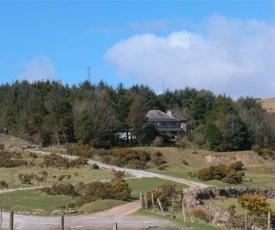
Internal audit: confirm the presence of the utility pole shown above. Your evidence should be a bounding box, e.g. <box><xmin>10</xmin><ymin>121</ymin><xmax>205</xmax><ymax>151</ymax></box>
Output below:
<box><xmin>87</xmin><ymin>66</ymin><xmax>91</xmax><ymax>83</ymax></box>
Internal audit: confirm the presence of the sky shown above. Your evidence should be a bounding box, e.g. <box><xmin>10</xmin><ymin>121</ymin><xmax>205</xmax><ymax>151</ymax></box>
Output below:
<box><xmin>1</xmin><ymin>1</ymin><xmax>275</xmax><ymax>99</ymax></box>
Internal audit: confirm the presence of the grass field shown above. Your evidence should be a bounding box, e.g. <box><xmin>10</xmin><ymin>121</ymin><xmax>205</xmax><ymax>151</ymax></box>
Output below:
<box><xmin>132</xmin><ymin>146</ymin><xmax>275</xmax><ymax>188</ymax></box>
<box><xmin>0</xmin><ymin>189</ymin><xmax>126</xmax><ymax>215</ymax></box>
<box><xmin>127</xmin><ymin>177</ymin><xmax>188</xmax><ymax>198</ymax></box>
<box><xmin>0</xmin><ymin>150</ymin><xmax>114</xmax><ymax>188</ymax></box>
<box><xmin>136</xmin><ymin>209</ymin><xmax>221</xmax><ymax>230</ymax></box>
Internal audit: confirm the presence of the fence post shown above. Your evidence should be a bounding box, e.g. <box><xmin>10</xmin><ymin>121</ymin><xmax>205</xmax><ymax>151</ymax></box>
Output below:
<box><xmin>112</xmin><ymin>223</ymin><xmax>118</xmax><ymax>230</ymax></box>
<box><xmin>187</xmin><ymin>204</ymin><xmax>193</xmax><ymax>223</ymax></box>
<box><xmin>172</xmin><ymin>197</ymin><xmax>175</xmax><ymax>218</ymax></box>
<box><xmin>151</xmin><ymin>193</ymin><xmax>155</xmax><ymax>212</ymax></box>
<box><xmin>244</xmin><ymin>210</ymin><xmax>248</xmax><ymax>230</ymax></box>
<box><xmin>0</xmin><ymin>208</ymin><xmax>2</xmax><ymax>230</ymax></box>
<box><xmin>140</xmin><ymin>193</ymin><xmax>143</xmax><ymax>209</ymax></box>
<box><xmin>209</xmin><ymin>202</ymin><xmax>212</xmax><ymax>222</ymax></box>
<box><xmin>182</xmin><ymin>201</ymin><xmax>186</xmax><ymax>222</ymax></box>
<box><xmin>144</xmin><ymin>192</ymin><xmax>148</xmax><ymax>210</ymax></box>
<box><xmin>157</xmin><ymin>198</ymin><xmax>164</xmax><ymax>215</ymax></box>
<box><xmin>61</xmin><ymin>214</ymin><xmax>64</xmax><ymax>230</ymax></box>
<box><xmin>268</xmin><ymin>212</ymin><xmax>271</xmax><ymax>230</ymax></box>
<box><xmin>9</xmin><ymin>211</ymin><xmax>13</xmax><ymax>230</ymax></box>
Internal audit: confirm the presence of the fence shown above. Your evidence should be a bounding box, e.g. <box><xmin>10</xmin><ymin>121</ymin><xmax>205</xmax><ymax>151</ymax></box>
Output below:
<box><xmin>0</xmin><ymin>210</ymin><xmax>119</xmax><ymax>230</ymax></box>
<box><xmin>139</xmin><ymin>188</ymin><xmax>274</xmax><ymax>230</ymax></box>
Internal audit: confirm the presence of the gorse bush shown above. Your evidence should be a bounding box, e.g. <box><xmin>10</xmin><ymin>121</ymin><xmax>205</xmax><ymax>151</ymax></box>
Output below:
<box><xmin>76</xmin><ymin>178</ymin><xmax>131</xmax><ymax>207</ymax></box>
<box><xmin>252</xmin><ymin>145</ymin><xmax>275</xmax><ymax>159</ymax></box>
<box><xmin>39</xmin><ymin>154</ymin><xmax>87</xmax><ymax>168</ymax></box>
<box><xmin>196</xmin><ymin>161</ymin><xmax>245</xmax><ymax>184</ymax></box>
<box><xmin>238</xmin><ymin>194</ymin><xmax>275</xmax><ymax>228</ymax></box>
<box><xmin>152</xmin><ymin>151</ymin><xmax>167</xmax><ymax>167</ymax></box>
<box><xmin>97</xmin><ymin>148</ymin><xmax>151</xmax><ymax>169</ymax></box>
<box><xmin>0</xmin><ymin>151</ymin><xmax>27</xmax><ymax>168</ymax></box>
<box><xmin>0</xmin><ymin>180</ymin><xmax>8</xmax><ymax>189</ymax></box>
<box><xmin>42</xmin><ymin>179</ymin><xmax>131</xmax><ymax>208</ymax></box>
<box><xmin>146</xmin><ymin>184</ymin><xmax>182</xmax><ymax>211</ymax></box>
<box><xmin>65</xmin><ymin>144</ymin><xmax>94</xmax><ymax>158</ymax></box>
<box><xmin>42</xmin><ymin>182</ymin><xmax>77</xmax><ymax>196</ymax></box>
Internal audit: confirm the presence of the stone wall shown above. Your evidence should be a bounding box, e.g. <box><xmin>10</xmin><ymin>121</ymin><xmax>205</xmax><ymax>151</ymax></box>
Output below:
<box><xmin>182</xmin><ymin>186</ymin><xmax>275</xmax><ymax>229</ymax></box>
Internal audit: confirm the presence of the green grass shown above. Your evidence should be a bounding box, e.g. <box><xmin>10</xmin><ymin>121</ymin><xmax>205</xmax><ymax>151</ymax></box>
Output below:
<box><xmin>136</xmin><ymin>209</ymin><xmax>221</xmax><ymax>230</ymax></box>
<box><xmin>0</xmin><ymin>151</ymin><xmax>114</xmax><ymax>188</ymax></box>
<box><xmin>205</xmin><ymin>198</ymin><xmax>275</xmax><ymax>214</ymax></box>
<box><xmin>127</xmin><ymin>177</ymin><xmax>188</xmax><ymax>198</ymax></box>
<box><xmin>0</xmin><ymin>189</ymin><xmax>127</xmax><ymax>215</ymax></box>
<box><xmin>39</xmin><ymin>147</ymin><xmax>67</xmax><ymax>154</ymax></box>
<box><xmin>0</xmin><ymin>190</ymin><xmax>75</xmax><ymax>215</ymax></box>
<box><xmin>132</xmin><ymin>146</ymin><xmax>275</xmax><ymax>188</ymax></box>
<box><xmin>80</xmin><ymin>199</ymin><xmax>126</xmax><ymax>213</ymax></box>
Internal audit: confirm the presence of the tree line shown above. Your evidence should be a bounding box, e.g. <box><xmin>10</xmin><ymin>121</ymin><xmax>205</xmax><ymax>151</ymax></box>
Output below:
<box><xmin>0</xmin><ymin>79</ymin><xmax>274</xmax><ymax>151</ymax></box>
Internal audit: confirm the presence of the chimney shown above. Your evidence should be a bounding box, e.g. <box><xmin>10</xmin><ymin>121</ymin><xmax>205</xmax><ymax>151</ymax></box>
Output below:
<box><xmin>167</xmin><ymin>110</ymin><xmax>172</xmax><ymax>116</ymax></box>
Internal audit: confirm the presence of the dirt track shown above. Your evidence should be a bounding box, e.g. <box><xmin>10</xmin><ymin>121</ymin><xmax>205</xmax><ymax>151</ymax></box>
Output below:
<box><xmin>0</xmin><ymin>200</ymin><xmax>175</xmax><ymax>230</ymax></box>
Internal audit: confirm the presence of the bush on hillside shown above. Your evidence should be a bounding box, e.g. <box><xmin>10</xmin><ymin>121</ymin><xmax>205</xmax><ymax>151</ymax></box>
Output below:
<box><xmin>99</xmin><ymin>148</ymin><xmax>151</xmax><ymax>169</ymax></box>
<box><xmin>252</xmin><ymin>145</ymin><xmax>275</xmax><ymax>159</ymax></box>
<box><xmin>65</xmin><ymin>144</ymin><xmax>94</xmax><ymax>158</ymax></box>
<box><xmin>146</xmin><ymin>184</ymin><xmax>181</xmax><ymax>211</ymax></box>
<box><xmin>196</xmin><ymin>161</ymin><xmax>245</xmax><ymax>184</ymax></box>
<box><xmin>43</xmin><ymin>182</ymin><xmax>77</xmax><ymax>196</ymax></box>
<box><xmin>152</xmin><ymin>151</ymin><xmax>166</xmax><ymax>167</ymax></box>
<box><xmin>77</xmin><ymin>178</ymin><xmax>131</xmax><ymax>206</ymax></box>
<box><xmin>0</xmin><ymin>180</ymin><xmax>8</xmax><ymax>189</ymax></box>
<box><xmin>40</xmin><ymin>154</ymin><xmax>87</xmax><ymax>168</ymax></box>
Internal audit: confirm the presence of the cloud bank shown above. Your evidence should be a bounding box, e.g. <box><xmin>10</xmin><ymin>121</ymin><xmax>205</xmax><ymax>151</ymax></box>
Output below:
<box><xmin>19</xmin><ymin>56</ymin><xmax>56</xmax><ymax>82</ymax></box>
<box><xmin>106</xmin><ymin>16</ymin><xmax>275</xmax><ymax>98</ymax></box>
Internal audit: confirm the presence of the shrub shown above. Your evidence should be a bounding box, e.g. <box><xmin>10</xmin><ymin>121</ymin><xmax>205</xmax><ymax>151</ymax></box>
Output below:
<box><xmin>197</xmin><ymin>162</ymin><xmax>245</xmax><ymax>184</ymax></box>
<box><xmin>181</xmin><ymin>158</ymin><xmax>188</xmax><ymax>165</ymax></box>
<box><xmin>152</xmin><ymin>152</ymin><xmax>166</xmax><ymax>167</ymax></box>
<box><xmin>19</xmin><ymin>173</ymin><xmax>34</xmax><ymax>184</ymax></box>
<box><xmin>147</xmin><ymin>184</ymin><xmax>181</xmax><ymax>211</ymax></box>
<box><xmin>40</xmin><ymin>154</ymin><xmax>87</xmax><ymax>169</ymax></box>
<box><xmin>67</xmin><ymin>202</ymin><xmax>76</xmax><ymax>209</ymax></box>
<box><xmin>191</xmin><ymin>206</ymin><xmax>209</xmax><ymax>222</ymax></box>
<box><xmin>112</xmin><ymin>170</ymin><xmax>125</xmax><ymax>179</ymax></box>
<box><xmin>58</xmin><ymin>175</ymin><xmax>66</xmax><ymax>181</ymax></box>
<box><xmin>29</xmin><ymin>152</ymin><xmax>38</xmax><ymax>158</ymax></box>
<box><xmin>99</xmin><ymin>148</ymin><xmax>151</xmax><ymax>169</ymax></box>
<box><xmin>51</xmin><ymin>182</ymin><xmax>77</xmax><ymax>196</ymax></box>
<box><xmin>91</xmin><ymin>163</ymin><xmax>99</xmax><ymax>170</ymax></box>
<box><xmin>229</xmin><ymin>161</ymin><xmax>244</xmax><ymax>171</ymax></box>
<box><xmin>65</xmin><ymin>144</ymin><xmax>93</xmax><ymax>158</ymax></box>
<box><xmin>77</xmin><ymin>179</ymin><xmax>131</xmax><ymax>206</ymax></box>
<box><xmin>0</xmin><ymin>180</ymin><xmax>8</xmax><ymax>189</ymax></box>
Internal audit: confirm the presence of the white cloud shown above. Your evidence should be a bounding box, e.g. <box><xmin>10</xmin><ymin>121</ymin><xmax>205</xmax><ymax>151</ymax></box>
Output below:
<box><xmin>105</xmin><ymin>16</ymin><xmax>275</xmax><ymax>99</ymax></box>
<box><xmin>19</xmin><ymin>56</ymin><xmax>56</xmax><ymax>82</ymax></box>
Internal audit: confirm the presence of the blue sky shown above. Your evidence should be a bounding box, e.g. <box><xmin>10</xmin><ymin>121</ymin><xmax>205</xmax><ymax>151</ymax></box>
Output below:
<box><xmin>1</xmin><ymin>1</ymin><xmax>275</xmax><ymax>98</ymax></box>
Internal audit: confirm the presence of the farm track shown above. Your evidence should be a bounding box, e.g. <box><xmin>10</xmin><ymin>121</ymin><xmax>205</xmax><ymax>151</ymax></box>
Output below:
<box><xmin>0</xmin><ymin>147</ymin><xmax>207</xmax><ymax>229</ymax></box>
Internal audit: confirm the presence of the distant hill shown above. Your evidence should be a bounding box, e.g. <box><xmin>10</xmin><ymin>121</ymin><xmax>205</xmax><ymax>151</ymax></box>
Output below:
<box><xmin>259</xmin><ymin>98</ymin><xmax>275</xmax><ymax>113</ymax></box>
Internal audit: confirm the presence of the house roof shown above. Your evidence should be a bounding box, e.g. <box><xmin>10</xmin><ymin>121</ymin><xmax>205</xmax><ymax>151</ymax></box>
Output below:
<box><xmin>172</xmin><ymin>114</ymin><xmax>187</xmax><ymax>122</ymax></box>
<box><xmin>146</xmin><ymin>110</ymin><xmax>179</xmax><ymax>122</ymax></box>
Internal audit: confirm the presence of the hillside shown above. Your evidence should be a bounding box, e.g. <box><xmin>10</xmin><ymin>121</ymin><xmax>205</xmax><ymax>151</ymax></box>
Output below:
<box><xmin>260</xmin><ymin>98</ymin><xmax>275</xmax><ymax>113</ymax></box>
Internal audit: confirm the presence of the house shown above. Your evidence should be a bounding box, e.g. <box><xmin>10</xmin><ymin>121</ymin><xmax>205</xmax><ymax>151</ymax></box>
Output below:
<box><xmin>116</xmin><ymin>132</ymin><xmax>136</xmax><ymax>140</ymax></box>
<box><xmin>146</xmin><ymin>110</ymin><xmax>187</xmax><ymax>134</ymax></box>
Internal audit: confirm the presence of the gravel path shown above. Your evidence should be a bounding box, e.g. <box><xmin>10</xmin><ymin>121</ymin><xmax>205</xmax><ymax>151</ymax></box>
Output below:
<box><xmin>0</xmin><ymin>201</ymin><xmax>174</xmax><ymax>230</ymax></box>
